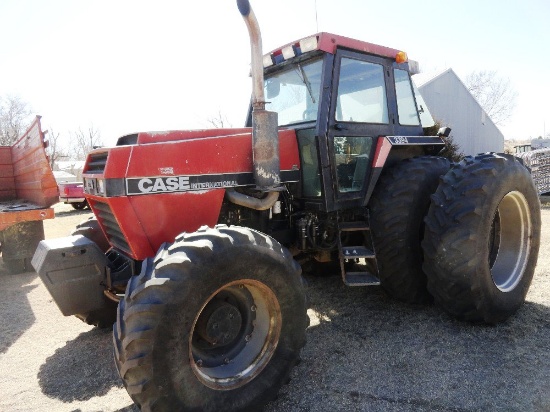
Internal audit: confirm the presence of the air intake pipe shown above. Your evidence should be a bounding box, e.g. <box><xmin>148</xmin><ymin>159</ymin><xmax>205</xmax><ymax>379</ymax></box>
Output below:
<box><xmin>237</xmin><ymin>0</ymin><xmax>280</xmax><ymax>191</ymax></box>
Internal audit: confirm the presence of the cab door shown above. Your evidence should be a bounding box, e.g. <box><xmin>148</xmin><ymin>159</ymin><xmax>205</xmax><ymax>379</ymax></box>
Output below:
<box><xmin>320</xmin><ymin>49</ymin><xmax>396</xmax><ymax>212</ymax></box>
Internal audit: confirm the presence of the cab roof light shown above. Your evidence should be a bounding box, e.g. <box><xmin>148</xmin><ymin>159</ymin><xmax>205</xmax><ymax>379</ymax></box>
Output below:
<box><xmin>268</xmin><ymin>49</ymin><xmax>285</xmax><ymax>65</ymax></box>
<box><xmin>263</xmin><ymin>54</ymin><xmax>275</xmax><ymax>67</ymax></box>
<box><xmin>282</xmin><ymin>45</ymin><xmax>296</xmax><ymax>60</ymax></box>
<box><xmin>396</xmin><ymin>51</ymin><xmax>408</xmax><ymax>64</ymax></box>
<box><xmin>299</xmin><ymin>36</ymin><xmax>319</xmax><ymax>53</ymax></box>
<box><xmin>262</xmin><ymin>37</ymin><xmax>319</xmax><ymax>68</ymax></box>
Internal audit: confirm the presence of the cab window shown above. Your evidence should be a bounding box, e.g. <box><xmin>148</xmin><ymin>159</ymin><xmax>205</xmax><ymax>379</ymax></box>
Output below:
<box><xmin>335</xmin><ymin>58</ymin><xmax>388</xmax><ymax>124</ymax></box>
<box><xmin>394</xmin><ymin>69</ymin><xmax>421</xmax><ymax>126</ymax></box>
<box><xmin>298</xmin><ymin>133</ymin><xmax>322</xmax><ymax>197</ymax></box>
<box><xmin>334</xmin><ymin>136</ymin><xmax>373</xmax><ymax>193</ymax></box>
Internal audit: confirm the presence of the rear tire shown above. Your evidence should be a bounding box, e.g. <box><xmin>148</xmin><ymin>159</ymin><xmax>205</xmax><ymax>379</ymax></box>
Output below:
<box><xmin>369</xmin><ymin>156</ymin><xmax>450</xmax><ymax>303</ymax></box>
<box><xmin>114</xmin><ymin>225</ymin><xmax>308</xmax><ymax>411</ymax></box>
<box><xmin>422</xmin><ymin>153</ymin><xmax>541</xmax><ymax>323</ymax></box>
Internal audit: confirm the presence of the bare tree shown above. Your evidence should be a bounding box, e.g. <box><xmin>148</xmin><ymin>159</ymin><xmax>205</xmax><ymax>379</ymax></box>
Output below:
<box><xmin>71</xmin><ymin>125</ymin><xmax>103</xmax><ymax>160</ymax></box>
<box><xmin>464</xmin><ymin>70</ymin><xmax>517</xmax><ymax>125</ymax></box>
<box><xmin>206</xmin><ymin>110</ymin><xmax>233</xmax><ymax>128</ymax></box>
<box><xmin>45</xmin><ymin>128</ymin><xmax>69</xmax><ymax>169</ymax></box>
<box><xmin>0</xmin><ymin>95</ymin><xmax>33</xmax><ymax>145</ymax></box>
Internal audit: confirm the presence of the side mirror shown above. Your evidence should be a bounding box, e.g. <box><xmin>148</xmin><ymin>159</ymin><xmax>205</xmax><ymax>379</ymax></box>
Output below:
<box><xmin>266</xmin><ymin>78</ymin><xmax>280</xmax><ymax>99</ymax></box>
<box><xmin>438</xmin><ymin>127</ymin><xmax>451</xmax><ymax>138</ymax></box>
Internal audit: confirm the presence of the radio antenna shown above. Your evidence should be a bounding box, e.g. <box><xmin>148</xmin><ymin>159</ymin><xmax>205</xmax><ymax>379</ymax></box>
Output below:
<box><xmin>314</xmin><ymin>0</ymin><xmax>319</xmax><ymax>32</ymax></box>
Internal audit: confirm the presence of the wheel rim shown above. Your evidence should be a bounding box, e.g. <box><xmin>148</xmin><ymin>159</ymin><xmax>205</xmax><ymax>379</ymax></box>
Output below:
<box><xmin>189</xmin><ymin>279</ymin><xmax>281</xmax><ymax>390</ymax></box>
<box><xmin>489</xmin><ymin>191</ymin><xmax>532</xmax><ymax>292</ymax></box>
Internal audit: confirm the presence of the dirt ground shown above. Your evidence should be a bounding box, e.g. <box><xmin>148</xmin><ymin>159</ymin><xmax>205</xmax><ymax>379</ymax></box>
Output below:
<box><xmin>1</xmin><ymin>202</ymin><xmax>549</xmax><ymax>412</ymax></box>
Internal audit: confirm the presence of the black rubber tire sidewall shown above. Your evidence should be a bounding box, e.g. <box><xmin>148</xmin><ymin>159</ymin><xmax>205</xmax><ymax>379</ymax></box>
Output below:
<box><xmin>72</xmin><ymin>217</ymin><xmax>114</xmax><ymax>327</ymax></box>
<box><xmin>369</xmin><ymin>156</ymin><xmax>450</xmax><ymax>303</ymax></box>
<box><xmin>423</xmin><ymin>154</ymin><xmax>541</xmax><ymax>323</ymax></box>
<box><xmin>71</xmin><ymin>217</ymin><xmax>110</xmax><ymax>253</ymax></box>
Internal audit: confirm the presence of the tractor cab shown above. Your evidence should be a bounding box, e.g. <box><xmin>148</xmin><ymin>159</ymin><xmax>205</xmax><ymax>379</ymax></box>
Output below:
<box><xmin>246</xmin><ymin>33</ymin><xmax>439</xmax><ymax>212</ymax></box>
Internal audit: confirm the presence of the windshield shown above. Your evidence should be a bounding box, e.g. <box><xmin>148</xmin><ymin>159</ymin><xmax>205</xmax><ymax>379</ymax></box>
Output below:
<box><xmin>264</xmin><ymin>58</ymin><xmax>323</xmax><ymax>126</ymax></box>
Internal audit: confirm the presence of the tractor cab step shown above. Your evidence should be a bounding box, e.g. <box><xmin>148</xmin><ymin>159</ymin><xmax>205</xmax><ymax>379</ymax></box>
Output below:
<box><xmin>337</xmin><ymin>213</ymin><xmax>380</xmax><ymax>287</ymax></box>
<box><xmin>339</xmin><ymin>246</ymin><xmax>375</xmax><ymax>259</ymax></box>
<box><xmin>344</xmin><ymin>272</ymin><xmax>381</xmax><ymax>286</ymax></box>
<box><xmin>338</xmin><ymin>221</ymin><xmax>370</xmax><ymax>231</ymax></box>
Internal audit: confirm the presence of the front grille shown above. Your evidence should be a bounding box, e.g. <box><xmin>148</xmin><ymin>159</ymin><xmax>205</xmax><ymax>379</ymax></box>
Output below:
<box><xmin>86</xmin><ymin>152</ymin><xmax>109</xmax><ymax>174</ymax></box>
<box><xmin>92</xmin><ymin>201</ymin><xmax>132</xmax><ymax>255</ymax></box>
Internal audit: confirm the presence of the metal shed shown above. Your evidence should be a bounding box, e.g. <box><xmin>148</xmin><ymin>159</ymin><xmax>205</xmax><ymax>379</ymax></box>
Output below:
<box><xmin>413</xmin><ymin>68</ymin><xmax>504</xmax><ymax>156</ymax></box>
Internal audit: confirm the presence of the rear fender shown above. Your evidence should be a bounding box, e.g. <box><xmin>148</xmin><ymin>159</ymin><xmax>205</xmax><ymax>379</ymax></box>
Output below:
<box><xmin>365</xmin><ymin>135</ymin><xmax>444</xmax><ymax>205</ymax></box>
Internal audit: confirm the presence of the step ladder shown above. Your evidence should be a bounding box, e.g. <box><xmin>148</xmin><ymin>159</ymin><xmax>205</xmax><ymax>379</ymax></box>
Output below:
<box><xmin>338</xmin><ymin>216</ymin><xmax>380</xmax><ymax>286</ymax></box>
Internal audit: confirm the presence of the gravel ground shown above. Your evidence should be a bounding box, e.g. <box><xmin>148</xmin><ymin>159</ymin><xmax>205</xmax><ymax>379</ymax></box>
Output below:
<box><xmin>0</xmin><ymin>202</ymin><xmax>549</xmax><ymax>412</ymax></box>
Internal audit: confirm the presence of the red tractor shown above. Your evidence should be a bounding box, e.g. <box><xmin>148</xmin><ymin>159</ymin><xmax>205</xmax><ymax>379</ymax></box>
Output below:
<box><xmin>33</xmin><ymin>1</ymin><xmax>540</xmax><ymax>410</ymax></box>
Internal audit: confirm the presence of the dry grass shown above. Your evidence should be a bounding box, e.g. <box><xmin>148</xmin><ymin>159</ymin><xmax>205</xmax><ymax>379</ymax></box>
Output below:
<box><xmin>0</xmin><ymin>203</ymin><xmax>549</xmax><ymax>411</ymax></box>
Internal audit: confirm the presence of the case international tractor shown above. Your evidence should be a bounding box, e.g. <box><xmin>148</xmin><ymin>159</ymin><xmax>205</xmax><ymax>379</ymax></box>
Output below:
<box><xmin>32</xmin><ymin>1</ymin><xmax>541</xmax><ymax>410</ymax></box>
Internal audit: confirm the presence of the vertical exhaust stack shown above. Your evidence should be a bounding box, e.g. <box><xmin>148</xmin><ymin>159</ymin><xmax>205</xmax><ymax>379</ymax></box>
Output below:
<box><xmin>237</xmin><ymin>0</ymin><xmax>280</xmax><ymax>191</ymax></box>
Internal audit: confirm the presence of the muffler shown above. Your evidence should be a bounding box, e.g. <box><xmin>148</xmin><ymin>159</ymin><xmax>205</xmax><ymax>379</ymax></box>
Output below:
<box><xmin>238</xmin><ymin>0</ymin><xmax>280</xmax><ymax>191</ymax></box>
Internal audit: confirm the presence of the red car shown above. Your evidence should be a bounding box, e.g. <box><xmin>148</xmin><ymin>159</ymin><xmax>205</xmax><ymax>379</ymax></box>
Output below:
<box><xmin>58</xmin><ymin>181</ymin><xmax>88</xmax><ymax>210</ymax></box>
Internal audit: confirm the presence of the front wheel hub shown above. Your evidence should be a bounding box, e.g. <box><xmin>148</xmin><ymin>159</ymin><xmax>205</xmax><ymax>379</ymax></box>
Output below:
<box><xmin>196</xmin><ymin>301</ymin><xmax>242</xmax><ymax>346</ymax></box>
<box><xmin>190</xmin><ymin>280</ymin><xmax>282</xmax><ymax>390</ymax></box>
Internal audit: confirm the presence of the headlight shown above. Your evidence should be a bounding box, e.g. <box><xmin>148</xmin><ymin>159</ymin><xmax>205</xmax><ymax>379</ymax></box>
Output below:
<box><xmin>97</xmin><ymin>179</ymin><xmax>105</xmax><ymax>195</ymax></box>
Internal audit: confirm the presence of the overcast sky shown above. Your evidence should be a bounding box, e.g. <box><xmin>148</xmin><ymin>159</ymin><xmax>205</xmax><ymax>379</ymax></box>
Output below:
<box><xmin>0</xmin><ymin>0</ymin><xmax>548</xmax><ymax>147</ymax></box>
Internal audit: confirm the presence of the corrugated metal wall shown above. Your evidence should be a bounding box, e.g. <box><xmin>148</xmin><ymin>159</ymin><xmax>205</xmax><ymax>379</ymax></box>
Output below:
<box><xmin>415</xmin><ymin>69</ymin><xmax>504</xmax><ymax>156</ymax></box>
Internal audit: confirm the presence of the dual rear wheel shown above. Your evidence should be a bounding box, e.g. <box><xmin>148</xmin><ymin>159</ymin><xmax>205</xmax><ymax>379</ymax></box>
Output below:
<box><xmin>370</xmin><ymin>153</ymin><xmax>540</xmax><ymax>323</ymax></box>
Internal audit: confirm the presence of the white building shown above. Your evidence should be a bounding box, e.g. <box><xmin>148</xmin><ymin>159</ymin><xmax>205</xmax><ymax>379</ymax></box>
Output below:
<box><xmin>413</xmin><ymin>68</ymin><xmax>504</xmax><ymax>156</ymax></box>
<box><xmin>55</xmin><ymin>160</ymin><xmax>86</xmax><ymax>181</ymax></box>
<box><xmin>53</xmin><ymin>170</ymin><xmax>77</xmax><ymax>184</ymax></box>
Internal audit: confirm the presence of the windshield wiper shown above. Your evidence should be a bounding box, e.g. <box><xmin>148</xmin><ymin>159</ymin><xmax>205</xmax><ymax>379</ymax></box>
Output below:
<box><xmin>296</xmin><ymin>64</ymin><xmax>316</xmax><ymax>104</ymax></box>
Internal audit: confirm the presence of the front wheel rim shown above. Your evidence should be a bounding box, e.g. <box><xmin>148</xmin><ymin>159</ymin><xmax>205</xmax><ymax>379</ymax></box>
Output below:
<box><xmin>490</xmin><ymin>191</ymin><xmax>532</xmax><ymax>292</ymax></box>
<box><xmin>189</xmin><ymin>279</ymin><xmax>281</xmax><ymax>390</ymax></box>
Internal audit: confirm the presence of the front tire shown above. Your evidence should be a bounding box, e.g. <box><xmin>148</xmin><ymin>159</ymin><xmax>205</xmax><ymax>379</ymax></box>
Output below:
<box><xmin>71</xmin><ymin>217</ymin><xmax>114</xmax><ymax>328</ymax></box>
<box><xmin>71</xmin><ymin>217</ymin><xmax>110</xmax><ymax>253</ymax></box>
<box><xmin>114</xmin><ymin>225</ymin><xmax>308</xmax><ymax>411</ymax></box>
<box><xmin>422</xmin><ymin>153</ymin><xmax>541</xmax><ymax>323</ymax></box>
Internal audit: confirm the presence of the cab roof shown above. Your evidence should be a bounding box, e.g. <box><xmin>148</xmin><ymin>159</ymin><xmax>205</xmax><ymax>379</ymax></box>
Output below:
<box><xmin>263</xmin><ymin>32</ymin><xmax>406</xmax><ymax>68</ymax></box>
